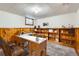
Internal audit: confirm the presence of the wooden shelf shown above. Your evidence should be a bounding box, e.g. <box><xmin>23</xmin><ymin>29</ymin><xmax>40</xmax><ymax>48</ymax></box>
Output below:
<box><xmin>60</xmin><ymin>28</ymin><xmax>75</xmax><ymax>48</ymax></box>
<box><xmin>48</xmin><ymin>29</ymin><xmax>59</xmax><ymax>42</ymax></box>
<box><xmin>33</xmin><ymin>28</ymin><xmax>75</xmax><ymax>48</ymax></box>
<box><xmin>33</xmin><ymin>28</ymin><xmax>48</xmax><ymax>38</ymax></box>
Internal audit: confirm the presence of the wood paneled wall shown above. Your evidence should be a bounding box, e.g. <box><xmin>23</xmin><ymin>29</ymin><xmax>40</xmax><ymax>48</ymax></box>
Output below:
<box><xmin>75</xmin><ymin>28</ymin><xmax>79</xmax><ymax>55</ymax></box>
<box><xmin>0</xmin><ymin>28</ymin><xmax>79</xmax><ymax>55</ymax></box>
<box><xmin>0</xmin><ymin>28</ymin><xmax>33</xmax><ymax>43</ymax></box>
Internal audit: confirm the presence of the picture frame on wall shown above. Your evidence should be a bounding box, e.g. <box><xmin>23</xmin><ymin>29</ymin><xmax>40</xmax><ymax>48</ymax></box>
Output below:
<box><xmin>43</xmin><ymin>22</ymin><xmax>49</xmax><ymax>26</ymax></box>
<box><xmin>25</xmin><ymin>17</ymin><xmax>34</xmax><ymax>25</ymax></box>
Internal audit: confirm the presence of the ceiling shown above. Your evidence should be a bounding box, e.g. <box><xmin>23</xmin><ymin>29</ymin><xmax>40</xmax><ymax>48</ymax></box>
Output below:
<box><xmin>0</xmin><ymin>3</ymin><xmax>79</xmax><ymax>19</ymax></box>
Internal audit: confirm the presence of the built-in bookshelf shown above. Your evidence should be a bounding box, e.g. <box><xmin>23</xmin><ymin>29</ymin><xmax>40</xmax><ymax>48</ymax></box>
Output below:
<box><xmin>33</xmin><ymin>28</ymin><xmax>76</xmax><ymax>48</ymax></box>
<box><xmin>48</xmin><ymin>29</ymin><xmax>59</xmax><ymax>42</ymax></box>
<box><xmin>60</xmin><ymin>28</ymin><xmax>75</xmax><ymax>47</ymax></box>
<box><xmin>33</xmin><ymin>28</ymin><xmax>48</xmax><ymax>38</ymax></box>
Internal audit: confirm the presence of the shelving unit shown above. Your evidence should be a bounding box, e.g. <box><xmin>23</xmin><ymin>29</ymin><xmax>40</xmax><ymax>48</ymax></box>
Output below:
<box><xmin>60</xmin><ymin>28</ymin><xmax>75</xmax><ymax>47</ymax></box>
<box><xmin>33</xmin><ymin>28</ymin><xmax>48</xmax><ymax>38</ymax></box>
<box><xmin>33</xmin><ymin>28</ymin><xmax>76</xmax><ymax>48</ymax></box>
<box><xmin>48</xmin><ymin>29</ymin><xmax>59</xmax><ymax>42</ymax></box>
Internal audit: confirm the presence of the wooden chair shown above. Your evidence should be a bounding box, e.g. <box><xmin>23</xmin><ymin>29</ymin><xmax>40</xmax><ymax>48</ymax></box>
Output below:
<box><xmin>0</xmin><ymin>36</ymin><xmax>12</xmax><ymax>56</ymax></box>
<box><xmin>0</xmin><ymin>36</ymin><xmax>25</xmax><ymax>56</ymax></box>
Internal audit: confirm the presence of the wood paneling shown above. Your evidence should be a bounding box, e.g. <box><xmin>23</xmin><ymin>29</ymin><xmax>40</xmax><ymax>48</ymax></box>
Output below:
<box><xmin>0</xmin><ymin>28</ymin><xmax>79</xmax><ymax>55</ymax></box>
<box><xmin>75</xmin><ymin>28</ymin><xmax>79</xmax><ymax>55</ymax></box>
<box><xmin>0</xmin><ymin>28</ymin><xmax>33</xmax><ymax>43</ymax></box>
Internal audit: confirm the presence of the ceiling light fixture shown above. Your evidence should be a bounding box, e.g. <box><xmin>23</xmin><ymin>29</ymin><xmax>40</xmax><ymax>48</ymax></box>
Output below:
<box><xmin>32</xmin><ymin>6</ymin><xmax>42</xmax><ymax>14</ymax></box>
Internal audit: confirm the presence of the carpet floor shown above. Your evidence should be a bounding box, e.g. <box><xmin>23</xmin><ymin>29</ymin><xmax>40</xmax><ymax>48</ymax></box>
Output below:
<box><xmin>0</xmin><ymin>42</ymin><xmax>77</xmax><ymax>56</ymax></box>
<box><xmin>47</xmin><ymin>42</ymin><xmax>77</xmax><ymax>56</ymax></box>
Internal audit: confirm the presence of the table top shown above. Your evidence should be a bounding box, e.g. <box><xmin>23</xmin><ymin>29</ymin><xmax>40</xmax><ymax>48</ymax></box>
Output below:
<box><xmin>17</xmin><ymin>33</ymin><xmax>47</xmax><ymax>44</ymax></box>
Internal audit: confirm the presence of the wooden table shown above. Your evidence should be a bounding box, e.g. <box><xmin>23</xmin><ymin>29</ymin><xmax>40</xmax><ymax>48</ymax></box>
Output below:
<box><xmin>17</xmin><ymin>33</ymin><xmax>47</xmax><ymax>56</ymax></box>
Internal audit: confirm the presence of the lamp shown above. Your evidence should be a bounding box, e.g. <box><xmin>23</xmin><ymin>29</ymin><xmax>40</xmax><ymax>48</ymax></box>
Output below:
<box><xmin>32</xmin><ymin>6</ymin><xmax>42</xmax><ymax>14</ymax></box>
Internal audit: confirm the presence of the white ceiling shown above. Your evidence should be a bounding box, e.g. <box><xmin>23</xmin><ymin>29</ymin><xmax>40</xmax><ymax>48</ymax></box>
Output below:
<box><xmin>0</xmin><ymin>3</ymin><xmax>79</xmax><ymax>19</ymax></box>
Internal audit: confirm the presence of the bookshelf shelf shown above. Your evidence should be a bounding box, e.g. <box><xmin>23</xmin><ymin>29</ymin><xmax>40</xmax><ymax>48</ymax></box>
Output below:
<box><xmin>60</xmin><ymin>28</ymin><xmax>75</xmax><ymax>48</ymax></box>
<box><xmin>33</xmin><ymin>28</ymin><xmax>75</xmax><ymax>48</ymax></box>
